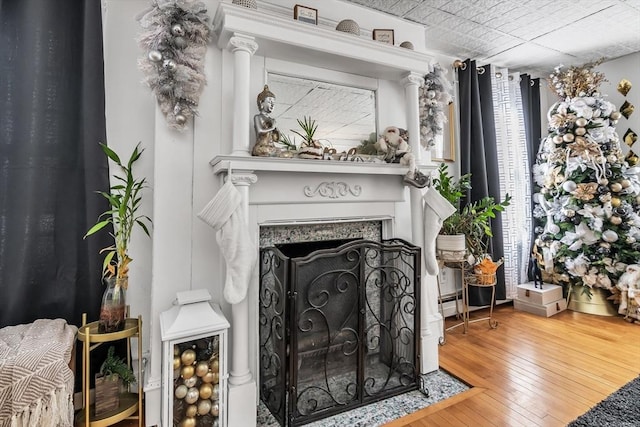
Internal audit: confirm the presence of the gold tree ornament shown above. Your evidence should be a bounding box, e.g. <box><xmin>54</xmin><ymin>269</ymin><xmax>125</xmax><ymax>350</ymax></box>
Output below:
<box><xmin>548</xmin><ymin>59</ymin><xmax>607</xmax><ymax>99</ymax></box>
<box><xmin>617</xmin><ymin>78</ymin><xmax>632</xmax><ymax>96</ymax></box>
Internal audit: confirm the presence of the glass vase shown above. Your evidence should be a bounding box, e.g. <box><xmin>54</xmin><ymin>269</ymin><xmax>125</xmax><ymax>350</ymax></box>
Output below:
<box><xmin>98</xmin><ymin>276</ymin><xmax>127</xmax><ymax>333</ymax></box>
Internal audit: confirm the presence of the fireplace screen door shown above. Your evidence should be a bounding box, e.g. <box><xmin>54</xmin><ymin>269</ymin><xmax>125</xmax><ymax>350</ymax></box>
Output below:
<box><xmin>259</xmin><ymin>238</ymin><xmax>421</xmax><ymax>426</ymax></box>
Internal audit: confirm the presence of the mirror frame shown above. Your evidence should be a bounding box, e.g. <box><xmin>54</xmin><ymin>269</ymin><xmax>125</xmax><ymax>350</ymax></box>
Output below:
<box><xmin>264</xmin><ymin>58</ymin><xmax>379</xmax><ymax>151</ymax></box>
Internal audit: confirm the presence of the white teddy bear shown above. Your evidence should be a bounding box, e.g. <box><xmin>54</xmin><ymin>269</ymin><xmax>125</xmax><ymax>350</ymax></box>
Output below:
<box><xmin>376</xmin><ymin>126</ymin><xmax>428</xmax><ymax>187</ymax></box>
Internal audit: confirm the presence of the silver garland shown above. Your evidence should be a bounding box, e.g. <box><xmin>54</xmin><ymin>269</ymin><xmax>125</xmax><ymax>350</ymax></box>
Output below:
<box><xmin>138</xmin><ymin>0</ymin><xmax>211</xmax><ymax>131</ymax></box>
<box><xmin>419</xmin><ymin>63</ymin><xmax>453</xmax><ymax>149</ymax></box>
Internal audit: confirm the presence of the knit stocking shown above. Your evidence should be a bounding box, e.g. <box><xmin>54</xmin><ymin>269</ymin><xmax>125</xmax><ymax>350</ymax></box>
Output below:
<box><xmin>423</xmin><ymin>187</ymin><xmax>456</xmax><ymax>275</ymax></box>
<box><xmin>197</xmin><ymin>180</ymin><xmax>257</xmax><ymax>304</ymax></box>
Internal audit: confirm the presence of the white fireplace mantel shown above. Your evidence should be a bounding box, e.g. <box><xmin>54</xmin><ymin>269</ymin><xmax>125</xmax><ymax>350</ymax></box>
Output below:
<box><xmin>202</xmin><ymin>4</ymin><xmax>441</xmax><ymax>427</ymax></box>
<box><xmin>213</xmin><ymin>2</ymin><xmax>434</xmax><ymax>82</ymax></box>
<box><xmin>211</xmin><ymin>155</ymin><xmax>429</xmax><ymax>176</ymax></box>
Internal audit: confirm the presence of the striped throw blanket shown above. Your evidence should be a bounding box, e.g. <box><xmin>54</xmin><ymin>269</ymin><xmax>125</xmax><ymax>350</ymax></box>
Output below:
<box><xmin>0</xmin><ymin>319</ymin><xmax>77</xmax><ymax>427</ymax></box>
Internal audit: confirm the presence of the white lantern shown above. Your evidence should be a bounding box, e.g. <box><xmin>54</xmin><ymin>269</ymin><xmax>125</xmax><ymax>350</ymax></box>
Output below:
<box><xmin>161</xmin><ymin>289</ymin><xmax>229</xmax><ymax>427</ymax></box>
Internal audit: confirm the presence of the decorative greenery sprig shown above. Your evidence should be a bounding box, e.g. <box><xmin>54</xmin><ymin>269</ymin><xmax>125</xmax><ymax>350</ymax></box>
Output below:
<box><xmin>292</xmin><ymin>116</ymin><xmax>318</xmax><ymax>147</ymax></box>
<box><xmin>84</xmin><ymin>143</ymin><xmax>152</xmax><ymax>282</ymax></box>
<box><xmin>100</xmin><ymin>346</ymin><xmax>136</xmax><ymax>387</ymax></box>
<box><xmin>278</xmin><ymin>133</ymin><xmax>298</xmax><ymax>151</ymax></box>
<box><xmin>137</xmin><ymin>0</ymin><xmax>212</xmax><ymax>130</ymax></box>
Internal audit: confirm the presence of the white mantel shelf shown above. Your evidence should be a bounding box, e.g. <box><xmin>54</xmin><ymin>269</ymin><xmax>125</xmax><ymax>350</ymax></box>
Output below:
<box><xmin>213</xmin><ymin>2</ymin><xmax>434</xmax><ymax>81</ymax></box>
<box><xmin>211</xmin><ymin>155</ymin><xmax>436</xmax><ymax>177</ymax></box>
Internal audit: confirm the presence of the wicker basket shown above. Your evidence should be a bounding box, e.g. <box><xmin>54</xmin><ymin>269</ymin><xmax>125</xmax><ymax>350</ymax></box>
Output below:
<box><xmin>469</xmin><ymin>258</ymin><xmax>503</xmax><ymax>286</ymax></box>
<box><xmin>472</xmin><ymin>270</ymin><xmax>498</xmax><ymax>286</ymax></box>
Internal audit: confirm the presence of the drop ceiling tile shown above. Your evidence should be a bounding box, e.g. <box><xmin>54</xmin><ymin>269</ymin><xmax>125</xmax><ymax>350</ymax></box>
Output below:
<box><xmin>486</xmin><ymin>42</ymin><xmax>579</xmax><ymax>74</ymax></box>
<box><xmin>469</xmin><ymin>0</ymin><xmax>504</xmax><ymax>9</ymax></box>
<box><xmin>339</xmin><ymin>0</ymin><xmax>640</xmax><ymax>75</ymax></box>
<box><xmin>403</xmin><ymin>2</ymin><xmax>442</xmax><ymax>22</ymax></box>
<box><xmin>438</xmin><ymin>0</ymin><xmax>471</xmax><ymax>14</ymax></box>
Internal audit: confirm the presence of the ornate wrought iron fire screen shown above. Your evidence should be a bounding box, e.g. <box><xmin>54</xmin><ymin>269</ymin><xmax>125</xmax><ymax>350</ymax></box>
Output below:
<box><xmin>259</xmin><ymin>238</ymin><xmax>421</xmax><ymax>426</ymax></box>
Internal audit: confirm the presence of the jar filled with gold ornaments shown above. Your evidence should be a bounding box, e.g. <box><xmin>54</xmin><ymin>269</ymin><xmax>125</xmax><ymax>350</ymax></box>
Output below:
<box><xmin>172</xmin><ymin>336</ymin><xmax>221</xmax><ymax>427</ymax></box>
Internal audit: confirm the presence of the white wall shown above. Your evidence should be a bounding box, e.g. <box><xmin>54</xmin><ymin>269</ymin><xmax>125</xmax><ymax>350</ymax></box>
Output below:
<box><xmin>598</xmin><ymin>53</ymin><xmax>640</xmax><ymax>158</ymax></box>
<box><xmin>102</xmin><ymin>0</ymin><xmax>157</xmax><ymax>360</ymax></box>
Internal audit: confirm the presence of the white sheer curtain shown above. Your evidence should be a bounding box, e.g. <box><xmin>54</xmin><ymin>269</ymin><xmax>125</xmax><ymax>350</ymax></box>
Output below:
<box><xmin>490</xmin><ymin>67</ymin><xmax>532</xmax><ymax>299</ymax></box>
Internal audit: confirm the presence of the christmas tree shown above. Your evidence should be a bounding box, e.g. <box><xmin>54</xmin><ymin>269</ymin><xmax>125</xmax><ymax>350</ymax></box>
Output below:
<box><xmin>532</xmin><ymin>61</ymin><xmax>640</xmax><ymax>314</ymax></box>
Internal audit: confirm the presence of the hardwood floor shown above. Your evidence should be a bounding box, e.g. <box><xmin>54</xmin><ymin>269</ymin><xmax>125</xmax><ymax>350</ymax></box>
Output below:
<box><xmin>386</xmin><ymin>302</ymin><xmax>640</xmax><ymax>427</ymax></box>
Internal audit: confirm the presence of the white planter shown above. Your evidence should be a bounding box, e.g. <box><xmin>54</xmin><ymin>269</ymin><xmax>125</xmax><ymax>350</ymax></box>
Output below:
<box><xmin>436</xmin><ymin>234</ymin><xmax>466</xmax><ymax>261</ymax></box>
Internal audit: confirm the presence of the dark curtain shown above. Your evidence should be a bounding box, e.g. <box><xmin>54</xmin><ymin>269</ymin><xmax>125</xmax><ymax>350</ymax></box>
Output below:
<box><xmin>520</xmin><ymin>75</ymin><xmax>542</xmax><ymax>279</ymax></box>
<box><xmin>0</xmin><ymin>0</ymin><xmax>111</xmax><ymax>329</ymax></box>
<box><xmin>457</xmin><ymin>59</ymin><xmax>506</xmax><ymax>305</ymax></box>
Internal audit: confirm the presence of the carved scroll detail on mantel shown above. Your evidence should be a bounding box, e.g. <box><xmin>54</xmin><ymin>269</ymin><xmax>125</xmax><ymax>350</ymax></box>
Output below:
<box><xmin>303</xmin><ymin>182</ymin><xmax>362</xmax><ymax>199</ymax></box>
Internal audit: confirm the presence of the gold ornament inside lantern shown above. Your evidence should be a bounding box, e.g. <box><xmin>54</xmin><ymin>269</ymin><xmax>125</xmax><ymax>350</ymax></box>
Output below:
<box><xmin>199</xmin><ymin>383</ymin><xmax>213</xmax><ymax>399</ymax></box>
<box><xmin>183</xmin><ymin>375</ymin><xmax>198</xmax><ymax>388</ymax></box>
<box><xmin>173</xmin><ymin>356</ymin><xmax>181</xmax><ymax>370</ymax></box>
<box><xmin>202</xmin><ymin>371</ymin><xmax>215</xmax><ymax>383</ymax></box>
<box><xmin>209</xmin><ymin>358</ymin><xmax>219</xmax><ymax>372</ymax></box>
<box><xmin>175</xmin><ymin>384</ymin><xmax>188</xmax><ymax>399</ymax></box>
<box><xmin>185</xmin><ymin>387</ymin><xmax>199</xmax><ymax>404</ymax></box>
<box><xmin>195</xmin><ymin>361</ymin><xmax>209</xmax><ymax>377</ymax></box>
<box><xmin>197</xmin><ymin>399</ymin><xmax>212</xmax><ymax>415</ymax></box>
<box><xmin>210</xmin><ymin>400</ymin><xmax>220</xmax><ymax>416</ymax></box>
<box><xmin>185</xmin><ymin>404</ymin><xmax>198</xmax><ymax>417</ymax></box>
<box><xmin>181</xmin><ymin>349</ymin><xmax>196</xmax><ymax>365</ymax></box>
<box><xmin>180</xmin><ymin>417</ymin><xmax>196</xmax><ymax>427</ymax></box>
<box><xmin>181</xmin><ymin>365</ymin><xmax>195</xmax><ymax>379</ymax></box>
<box><xmin>212</xmin><ymin>384</ymin><xmax>220</xmax><ymax>400</ymax></box>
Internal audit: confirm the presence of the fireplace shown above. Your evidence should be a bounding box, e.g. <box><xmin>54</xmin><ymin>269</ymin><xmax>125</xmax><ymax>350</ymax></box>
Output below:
<box><xmin>258</xmin><ymin>237</ymin><xmax>420</xmax><ymax>426</ymax></box>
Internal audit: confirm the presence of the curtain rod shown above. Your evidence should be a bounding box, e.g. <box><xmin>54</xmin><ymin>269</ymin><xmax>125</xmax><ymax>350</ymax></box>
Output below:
<box><xmin>452</xmin><ymin>59</ymin><xmax>484</xmax><ymax>73</ymax></box>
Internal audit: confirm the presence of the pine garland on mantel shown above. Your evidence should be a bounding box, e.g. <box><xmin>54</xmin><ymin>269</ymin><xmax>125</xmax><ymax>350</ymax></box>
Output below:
<box><xmin>137</xmin><ymin>0</ymin><xmax>212</xmax><ymax>131</ymax></box>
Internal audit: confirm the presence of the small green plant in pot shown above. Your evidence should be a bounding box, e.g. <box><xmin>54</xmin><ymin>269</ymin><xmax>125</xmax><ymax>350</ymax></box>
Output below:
<box><xmin>433</xmin><ymin>163</ymin><xmax>511</xmax><ymax>262</ymax></box>
<box><xmin>292</xmin><ymin>115</ymin><xmax>319</xmax><ymax>147</ymax></box>
<box><xmin>95</xmin><ymin>346</ymin><xmax>136</xmax><ymax>416</ymax></box>
<box><xmin>85</xmin><ymin>142</ymin><xmax>152</xmax><ymax>333</ymax></box>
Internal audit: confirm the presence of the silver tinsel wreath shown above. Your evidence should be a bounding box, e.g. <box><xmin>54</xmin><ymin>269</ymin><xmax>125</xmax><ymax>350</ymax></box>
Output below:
<box><xmin>138</xmin><ymin>0</ymin><xmax>211</xmax><ymax>131</ymax></box>
<box><xmin>419</xmin><ymin>63</ymin><xmax>453</xmax><ymax>149</ymax></box>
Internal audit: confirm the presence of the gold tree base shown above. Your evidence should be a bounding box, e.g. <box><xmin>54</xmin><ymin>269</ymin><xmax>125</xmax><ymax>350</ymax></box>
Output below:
<box><xmin>568</xmin><ymin>286</ymin><xmax>618</xmax><ymax>317</ymax></box>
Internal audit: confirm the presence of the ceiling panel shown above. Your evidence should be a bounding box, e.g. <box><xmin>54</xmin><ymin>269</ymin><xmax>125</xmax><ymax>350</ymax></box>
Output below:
<box><xmin>340</xmin><ymin>0</ymin><xmax>640</xmax><ymax>76</ymax></box>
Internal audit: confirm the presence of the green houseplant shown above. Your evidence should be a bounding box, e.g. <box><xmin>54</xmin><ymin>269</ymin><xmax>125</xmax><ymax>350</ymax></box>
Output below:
<box><xmin>95</xmin><ymin>346</ymin><xmax>136</xmax><ymax>416</ymax></box>
<box><xmin>433</xmin><ymin>163</ymin><xmax>511</xmax><ymax>262</ymax></box>
<box><xmin>85</xmin><ymin>142</ymin><xmax>151</xmax><ymax>332</ymax></box>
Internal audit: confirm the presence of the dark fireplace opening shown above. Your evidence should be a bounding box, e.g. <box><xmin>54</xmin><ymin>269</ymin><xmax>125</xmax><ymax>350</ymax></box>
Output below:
<box><xmin>259</xmin><ymin>238</ymin><xmax>421</xmax><ymax>426</ymax></box>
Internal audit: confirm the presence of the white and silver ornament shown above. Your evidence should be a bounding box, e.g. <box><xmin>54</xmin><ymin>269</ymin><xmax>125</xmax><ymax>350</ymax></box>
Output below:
<box><xmin>602</xmin><ymin>230</ymin><xmax>619</xmax><ymax>243</ymax></box>
<box><xmin>171</xmin><ymin>23</ymin><xmax>185</xmax><ymax>36</ymax></box>
<box><xmin>148</xmin><ymin>50</ymin><xmax>163</xmax><ymax>62</ymax></box>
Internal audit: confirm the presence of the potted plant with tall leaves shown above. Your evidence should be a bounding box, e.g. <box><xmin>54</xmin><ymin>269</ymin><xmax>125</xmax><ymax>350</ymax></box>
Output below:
<box><xmin>433</xmin><ymin>163</ymin><xmax>511</xmax><ymax>263</ymax></box>
<box><xmin>85</xmin><ymin>142</ymin><xmax>151</xmax><ymax>333</ymax></box>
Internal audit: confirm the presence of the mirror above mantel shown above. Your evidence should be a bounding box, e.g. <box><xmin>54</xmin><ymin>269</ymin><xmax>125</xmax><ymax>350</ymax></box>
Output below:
<box><xmin>267</xmin><ymin>73</ymin><xmax>377</xmax><ymax>151</ymax></box>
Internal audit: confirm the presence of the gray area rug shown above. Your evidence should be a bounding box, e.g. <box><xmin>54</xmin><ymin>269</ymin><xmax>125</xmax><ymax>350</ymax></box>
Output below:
<box><xmin>257</xmin><ymin>369</ymin><xmax>469</xmax><ymax>427</ymax></box>
<box><xmin>567</xmin><ymin>375</ymin><xmax>640</xmax><ymax>427</ymax></box>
